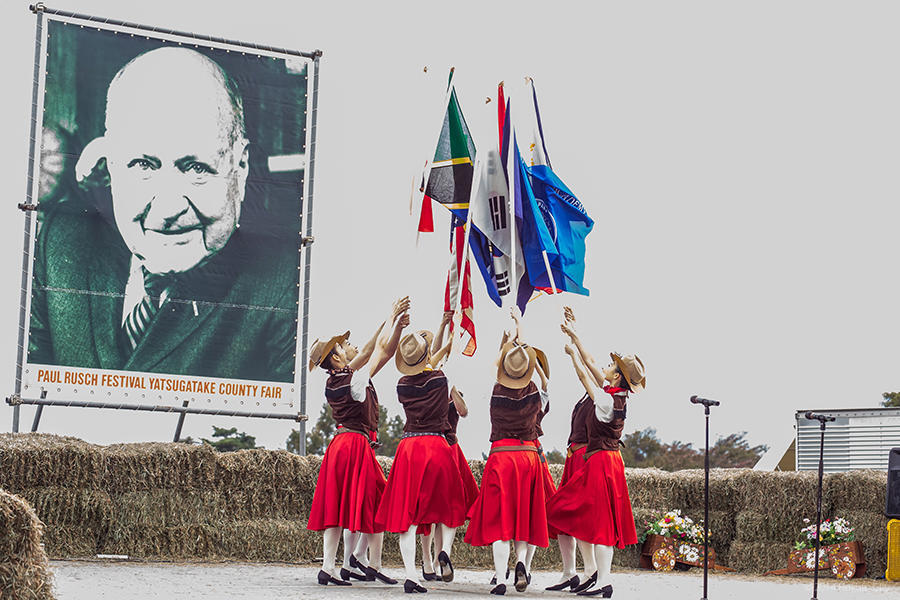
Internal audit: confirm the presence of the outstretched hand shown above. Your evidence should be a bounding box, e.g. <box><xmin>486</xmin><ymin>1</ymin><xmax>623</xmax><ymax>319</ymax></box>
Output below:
<box><xmin>397</xmin><ymin>313</ymin><xmax>410</xmax><ymax>329</ymax></box>
<box><xmin>441</xmin><ymin>311</ymin><xmax>453</xmax><ymax>326</ymax></box>
<box><xmin>563</xmin><ymin>306</ymin><xmax>575</xmax><ymax>323</ymax></box>
<box><xmin>391</xmin><ymin>296</ymin><xmax>411</xmax><ymax>323</ymax></box>
<box><xmin>564</xmin><ymin>344</ymin><xmax>576</xmax><ymax>356</ymax></box>
<box><xmin>560</xmin><ymin>322</ymin><xmax>576</xmax><ymax>340</ymax></box>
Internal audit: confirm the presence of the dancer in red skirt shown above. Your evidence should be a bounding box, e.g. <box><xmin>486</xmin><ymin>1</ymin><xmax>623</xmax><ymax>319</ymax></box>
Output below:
<box><xmin>464</xmin><ymin>309</ymin><xmax>552</xmax><ymax>595</ymax></box>
<box><xmin>375</xmin><ymin>325</ymin><xmax>469</xmax><ymax>593</ymax></box>
<box><xmin>306</xmin><ymin>297</ymin><xmax>409</xmax><ymax>587</ymax></box>
<box><xmin>546</xmin><ymin>310</ymin><xmax>646</xmax><ymax>598</ymax></box>
<box><xmin>420</xmin><ymin>313</ymin><xmax>480</xmax><ymax>581</ymax></box>
<box><xmin>546</xmin><ymin>307</ymin><xmax>598</xmax><ymax>592</ymax></box>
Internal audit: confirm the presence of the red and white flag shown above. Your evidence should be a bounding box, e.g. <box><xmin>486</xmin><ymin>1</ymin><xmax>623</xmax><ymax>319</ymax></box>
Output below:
<box><xmin>444</xmin><ymin>216</ymin><xmax>476</xmax><ymax>356</ymax></box>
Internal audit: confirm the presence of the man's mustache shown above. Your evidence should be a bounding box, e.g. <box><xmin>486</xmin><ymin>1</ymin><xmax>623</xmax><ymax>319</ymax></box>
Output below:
<box><xmin>135</xmin><ymin>197</ymin><xmax>214</xmax><ymax>233</ymax></box>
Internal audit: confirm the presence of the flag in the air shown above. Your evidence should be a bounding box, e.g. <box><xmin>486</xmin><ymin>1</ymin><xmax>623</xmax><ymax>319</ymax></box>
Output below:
<box><xmin>468</xmin><ymin>148</ymin><xmax>521</xmax><ymax>304</ymax></box>
<box><xmin>423</xmin><ymin>70</ymin><xmax>478</xmax><ymax>353</ymax></box>
<box><xmin>423</xmin><ymin>75</ymin><xmax>477</xmax><ymax>221</ymax></box>
<box><xmin>522</xmin><ymin>79</ymin><xmax>594</xmax><ymax>295</ymax></box>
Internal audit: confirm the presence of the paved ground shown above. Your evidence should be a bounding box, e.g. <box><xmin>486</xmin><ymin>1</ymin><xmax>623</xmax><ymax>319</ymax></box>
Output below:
<box><xmin>49</xmin><ymin>561</ymin><xmax>897</xmax><ymax>599</ymax></box>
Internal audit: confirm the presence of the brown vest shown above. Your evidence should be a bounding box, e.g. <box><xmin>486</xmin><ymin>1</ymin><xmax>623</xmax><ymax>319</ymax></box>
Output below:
<box><xmin>567</xmin><ymin>394</ymin><xmax>592</xmax><ymax>446</ymax></box>
<box><xmin>586</xmin><ymin>387</ymin><xmax>627</xmax><ymax>453</ymax></box>
<box><xmin>325</xmin><ymin>370</ymin><xmax>379</xmax><ymax>434</ymax></box>
<box><xmin>489</xmin><ymin>381</ymin><xmax>542</xmax><ymax>442</ymax></box>
<box><xmin>445</xmin><ymin>402</ymin><xmax>460</xmax><ymax>445</ymax></box>
<box><xmin>397</xmin><ymin>370</ymin><xmax>452</xmax><ymax>434</ymax></box>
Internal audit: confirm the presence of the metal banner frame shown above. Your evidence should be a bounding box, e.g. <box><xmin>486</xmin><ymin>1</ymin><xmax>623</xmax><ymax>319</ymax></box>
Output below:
<box><xmin>8</xmin><ymin>4</ymin><xmax>321</xmax><ymax>450</ymax></box>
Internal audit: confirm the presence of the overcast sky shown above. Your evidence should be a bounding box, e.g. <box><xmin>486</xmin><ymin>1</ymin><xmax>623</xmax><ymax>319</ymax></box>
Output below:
<box><xmin>1</xmin><ymin>1</ymin><xmax>898</xmax><ymax>461</ymax></box>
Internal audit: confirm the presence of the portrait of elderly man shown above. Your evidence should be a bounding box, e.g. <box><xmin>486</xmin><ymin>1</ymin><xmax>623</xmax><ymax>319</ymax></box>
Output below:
<box><xmin>28</xmin><ymin>39</ymin><xmax>305</xmax><ymax>384</ymax></box>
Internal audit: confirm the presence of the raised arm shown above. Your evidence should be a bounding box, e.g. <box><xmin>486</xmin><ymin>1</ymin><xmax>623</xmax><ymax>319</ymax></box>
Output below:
<box><xmin>534</xmin><ymin>356</ymin><xmax>549</xmax><ymax>393</ymax></box>
<box><xmin>366</xmin><ymin>296</ymin><xmax>411</xmax><ymax>376</ymax></box>
<box><xmin>561</xmin><ymin>307</ymin><xmax>603</xmax><ymax>387</ymax></box>
<box><xmin>565</xmin><ymin>344</ymin><xmax>596</xmax><ymax>400</ymax></box>
<box><xmin>566</xmin><ymin>344</ymin><xmax>614</xmax><ymax>422</ymax></box>
<box><xmin>432</xmin><ymin>311</ymin><xmax>452</xmax><ymax>355</ymax></box>
<box><xmin>348</xmin><ymin>296</ymin><xmax>409</xmax><ymax>372</ymax></box>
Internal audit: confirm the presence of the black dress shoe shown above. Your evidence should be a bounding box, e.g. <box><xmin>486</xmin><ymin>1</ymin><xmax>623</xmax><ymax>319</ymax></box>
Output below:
<box><xmin>546</xmin><ymin>575</ymin><xmax>580</xmax><ymax>591</ymax></box>
<box><xmin>318</xmin><ymin>570</ymin><xmax>351</xmax><ymax>586</ymax></box>
<box><xmin>570</xmin><ymin>572</ymin><xmax>596</xmax><ymax>593</ymax></box>
<box><xmin>514</xmin><ymin>561</ymin><xmax>528</xmax><ymax>592</ymax></box>
<box><xmin>367</xmin><ymin>567</ymin><xmax>398</xmax><ymax>585</ymax></box>
<box><xmin>340</xmin><ymin>567</ymin><xmax>367</xmax><ymax>581</ymax></box>
<box><xmin>577</xmin><ymin>584</ymin><xmax>613</xmax><ymax>598</ymax></box>
<box><xmin>490</xmin><ymin>583</ymin><xmax>507</xmax><ymax>595</ymax></box>
<box><xmin>437</xmin><ymin>550</ymin><xmax>454</xmax><ymax>582</ymax></box>
<box><xmin>404</xmin><ymin>579</ymin><xmax>428</xmax><ymax>593</ymax></box>
<box><xmin>423</xmin><ymin>566</ymin><xmax>438</xmax><ymax>582</ymax></box>
<box><xmin>348</xmin><ymin>555</ymin><xmax>372</xmax><ymax>580</ymax></box>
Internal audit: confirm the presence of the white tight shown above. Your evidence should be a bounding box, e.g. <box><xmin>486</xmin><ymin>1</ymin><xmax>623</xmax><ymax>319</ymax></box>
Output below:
<box><xmin>352</xmin><ymin>532</ymin><xmax>385</xmax><ymax>571</ymax></box>
<box><xmin>491</xmin><ymin>540</ymin><xmax>529</xmax><ymax>582</ymax></box>
<box><xmin>342</xmin><ymin>530</ymin><xmax>361</xmax><ymax>569</ymax></box>
<box><xmin>578</xmin><ymin>538</ymin><xmax>598</xmax><ymax>576</ymax></box>
<box><xmin>322</xmin><ymin>527</ymin><xmax>342</xmax><ymax>575</ymax></box>
<box><xmin>557</xmin><ymin>534</ymin><xmax>576</xmax><ymax>578</ymax></box>
<box><xmin>593</xmin><ymin>543</ymin><xmax>614</xmax><ymax>587</ymax></box>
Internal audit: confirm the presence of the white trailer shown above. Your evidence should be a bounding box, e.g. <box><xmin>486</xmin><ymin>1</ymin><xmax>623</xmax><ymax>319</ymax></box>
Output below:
<box><xmin>795</xmin><ymin>408</ymin><xmax>900</xmax><ymax>472</ymax></box>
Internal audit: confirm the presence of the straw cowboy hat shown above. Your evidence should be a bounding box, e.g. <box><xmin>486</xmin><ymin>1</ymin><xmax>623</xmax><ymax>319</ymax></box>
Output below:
<box><xmin>307</xmin><ymin>331</ymin><xmax>350</xmax><ymax>371</ymax></box>
<box><xmin>611</xmin><ymin>352</ymin><xmax>646</xmax><ymax>392</ymax></box>
<box><xmin>497</xmin><ymin>341</ymin><xmax>537</xmax><ymax>389</ymax></box>
<box><xmin>395</xmin><ymin>330</ymin><xmax>434</xmax><ymax>376</ymax></box>
<box><xmin>533</xmin><ymin>347</ymin><xmax>550</xmax><ymax>379</ymax></box>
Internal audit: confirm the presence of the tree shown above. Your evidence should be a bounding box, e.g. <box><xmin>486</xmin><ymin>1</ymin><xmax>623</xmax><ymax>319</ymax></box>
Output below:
<box><xmin>619</xmin><ymin>427</ymin><xmax>767</xmax><ymax>471</ymax></box>
<box><xmin>709</xmin><ymin>432</ymin><xmax>769</xmax><ymax>469</ymax></box>
<box><xmin>202</xmin><ymin>426</ymin><xmax>258</xmax><ymax>452</ymax></box>
<box><xmin>545</xmin><ymin>448</ymin><xmax>566</xmax><ymax>464</ymax></box>
<box><xmin>882</xmin><ymin>392</ymin><xmax>900</xmax><ymax>407</ymax></box>
<box><xmin>375</xmin><ymin>406</ymin><xmax>405</xmax><ymax>457</ymax></box>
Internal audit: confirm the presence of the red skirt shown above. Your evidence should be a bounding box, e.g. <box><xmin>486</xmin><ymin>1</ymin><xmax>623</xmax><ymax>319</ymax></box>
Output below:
<box><xmin>307</xmin><ymin>431</ymin><xmax>387</xmax><ymax>533</ymax></box>
<box><xmin>415</xmin><ymin>443</ymin><xmax>479</xmax><ymax>536</ymax></box>
<box><xmin>464</xmin><ymin>439</ymin><xmax>552</xmax><ymax>547</ymax></box>
<box><xmin>560</xmin><ymin>445</ymin><xmax>588</xmax><ymax>486</ymax></box>
<box><xmin>453</xmin><ymin>442</ymin><xmax>481</xmax><ymax>511</ymax></box>
<box><xmin>375</xmin><ymin>435</ymin><xmax>468</xmax><ymax>533</ymax></box>
<box><xmin>545</xmin><ymin>449</ymin><xmax>638</xmax><ymax>548</ymax></box>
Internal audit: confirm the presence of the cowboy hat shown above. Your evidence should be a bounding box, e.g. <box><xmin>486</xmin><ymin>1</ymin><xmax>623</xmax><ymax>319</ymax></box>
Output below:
<box><xmin>497</xmin><ymin>341</ymin><xmax>537</xmax><ymax>389</ymax></box>
<box><xmin>611</xmin><ymin>352</ymin><xmax>646</xmax><ymax>392</ymax></box>
<box><xmin>395</xmin><ymin>330</ymin><xmax>435</xmax><ymax>376</ymax></box>
<box><xmin>307</xmin><ymin>331</ymin><xmax>350</xmax><ymax>371</ymax></box>
<box><xmin>533</xmin><ymin>347</ymin><xmax>550</xmax><ymax>379</ymax></box>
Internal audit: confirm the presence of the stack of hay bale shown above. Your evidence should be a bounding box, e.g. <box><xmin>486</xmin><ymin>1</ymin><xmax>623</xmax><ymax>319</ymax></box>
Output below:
<box><xmin>0</xmin><ymin>433</ymin><xmax>889</xmax><ymax>576</ymax></box>
<box><xmin>0</xmin><ymin>488</ymin><xmax>54</xmax><ymax>600</ymax></box>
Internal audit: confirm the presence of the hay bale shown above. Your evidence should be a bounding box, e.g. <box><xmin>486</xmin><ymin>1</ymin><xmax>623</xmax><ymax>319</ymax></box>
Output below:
<box><xmin>99</xmin><ymin>523</ymin><xmax>212</xmax><ymax>558</ymax></box>
<box><xmin>210</xmin><ymin>519</ymin><xmax>320</xmax><ymax>562</ymax></box>
<box><xmin>728</xmin><ymin>541</ymin><xmax>793</xmax><ymax>573</ymax></box>
<box><xmin>0</xmin><ymin>433</ymin><xmax>104</xmax><ymax>489</ymax></box>
<box><xmin>39</xmin><ymin>525</ymin><xmax>99</xmax><ymax>558</ymax></box>
<box><xmin>108</xmin><ymin>489</ymin><xmax>227</xmax><ymax>529</ymax></box>
<box><xmin>827</xmin><ymin>470</ymin><xmax>886</xmax><ymax>512</ymax></box>
<box><xmin>734</xmin><ymin>511</ymin><xmax>803</xmax><ymax>544</ymax></box>
<box><xmin>0</xmin><ymin>489</ymin><xmax>54</xmax><ymax>600</ymax></box>
<box><xmin>735</xmin><ymin>470</ymin><xmax>826</xmax><ymax>519</ymax></box>
<box><xmin>17</xmin><ymin>488</ymin><xmax>113</xmax><ymax>529</ymax></box>
<box><xmin>102</xmin><ymin>442</ymin><xmax>217</xmax><ymax>490</ymax></box>
<box><xmin>832</xmin><ymin>509</ymin><xmax>888</xmax><ymax>578</ymax></box>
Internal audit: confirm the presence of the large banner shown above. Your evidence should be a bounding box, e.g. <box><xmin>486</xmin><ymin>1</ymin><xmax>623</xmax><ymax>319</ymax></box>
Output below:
<box><xmin>21</xmin><ymin>14</ymin><xmax>313</xmax><ymax>413</ymax></box>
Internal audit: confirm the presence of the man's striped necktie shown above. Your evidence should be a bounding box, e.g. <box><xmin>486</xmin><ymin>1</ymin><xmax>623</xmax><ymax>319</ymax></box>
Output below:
<box><xmin>123</xmin><ymin>271</ymin><xmax>169</xmax><ymax>351</ymax></box>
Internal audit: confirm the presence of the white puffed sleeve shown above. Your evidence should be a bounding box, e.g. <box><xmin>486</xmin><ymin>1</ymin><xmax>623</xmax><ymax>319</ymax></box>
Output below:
<box><xmin>349</xmin><ymin>369</ymin><xmax>369</xmax><ymax>403</ymax></box>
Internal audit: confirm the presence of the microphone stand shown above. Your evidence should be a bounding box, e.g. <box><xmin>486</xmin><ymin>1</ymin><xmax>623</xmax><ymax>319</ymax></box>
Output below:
<box><xmin>691</xmin><ymin>396</ymin><xmax>719</xmax><ymax>600</ymax></box>
<box><xmin>806</xmin><ymin>412</ymin><xmax>835</xmax><ymax>600</ymax></box>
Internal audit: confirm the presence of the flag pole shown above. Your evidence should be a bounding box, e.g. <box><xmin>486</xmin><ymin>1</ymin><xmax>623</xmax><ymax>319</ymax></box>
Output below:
<box><xmin>541</xmin><ymin>250</ymin><xmax>559</xmax><ymax>295</ymax></box>
<box><xmin>506</xmin><ymin>106</ymin><xmax>518</xmax><ymax>310</ymax></box>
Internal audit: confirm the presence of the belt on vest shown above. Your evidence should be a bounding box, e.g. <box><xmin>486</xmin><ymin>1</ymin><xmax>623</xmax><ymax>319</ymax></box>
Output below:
<box><xmin>401</xmin><ymin>432</ymin><xmax>446</xmax><ymax>439</ymax></box>
<box><xmin>584</xmin><ymin>446</ymin><xmax>623</xmax><ymax>460</ymax></box>
<box><xmin>489</xmin><ymin>445</ymin><xmax>540</xmax><ymax>456</ymax></box>
<box><xmin>566</xmin><ymin>442</ymin><xmax>587</xmax><ymax>458</ymax></box>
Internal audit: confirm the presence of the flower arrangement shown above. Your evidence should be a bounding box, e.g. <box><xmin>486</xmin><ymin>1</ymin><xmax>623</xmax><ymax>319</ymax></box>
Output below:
<box><xmin>640</xmin><ymin>509</ymin><xmax>708</xmax><ymax>544</ymax></box>
<box><xmin>793</xmin><ymin>517</ymin><xmax>855</xmax><ymax>551</ymax></box>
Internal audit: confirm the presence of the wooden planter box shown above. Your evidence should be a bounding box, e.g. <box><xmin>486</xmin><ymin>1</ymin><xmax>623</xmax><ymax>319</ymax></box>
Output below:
<box><xmin>640</xmin><ymin>534</ymin><xmax>718</xmax><ymax>571</ymax></box>
<box><xmin>764</xmin><ymin>541</ymin><xmax>866</xmax><ymax>579</ymax></box>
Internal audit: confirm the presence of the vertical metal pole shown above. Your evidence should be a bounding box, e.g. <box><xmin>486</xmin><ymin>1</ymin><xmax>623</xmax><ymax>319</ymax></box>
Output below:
<box><xmin>172</xmin><ymin>400</ymin><xmax>190</xmax><ymax>442</ymax></box>
<box><xmin>702</xmin><ymin>405</ymin><xmax>709</xmax><ymax>600</ymax></box>
<box><xmin>811</xmin><ymin>420</ymin><xmax>826</xmax><ymax>600</ymax></box>
<box><xmin>30</xmin><ymin>405</ymin><xmax>44</xmax><ymax>432</ymax></box>
<box><xmin>298</xmin><ymin>52</ymin><xmax>322</xmax><ymax>456</ymax></box>
<box><xmin>14</xmin><ymin>8</ymin><xmax>46</xmax><ymax>433</ymax></box>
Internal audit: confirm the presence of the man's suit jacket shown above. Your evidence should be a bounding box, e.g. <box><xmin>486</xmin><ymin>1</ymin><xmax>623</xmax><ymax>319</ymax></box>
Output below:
<box><xmin>28</xmin><ymin>201</ymin><xmax>299</xmax><ymax>383</ymax></box>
